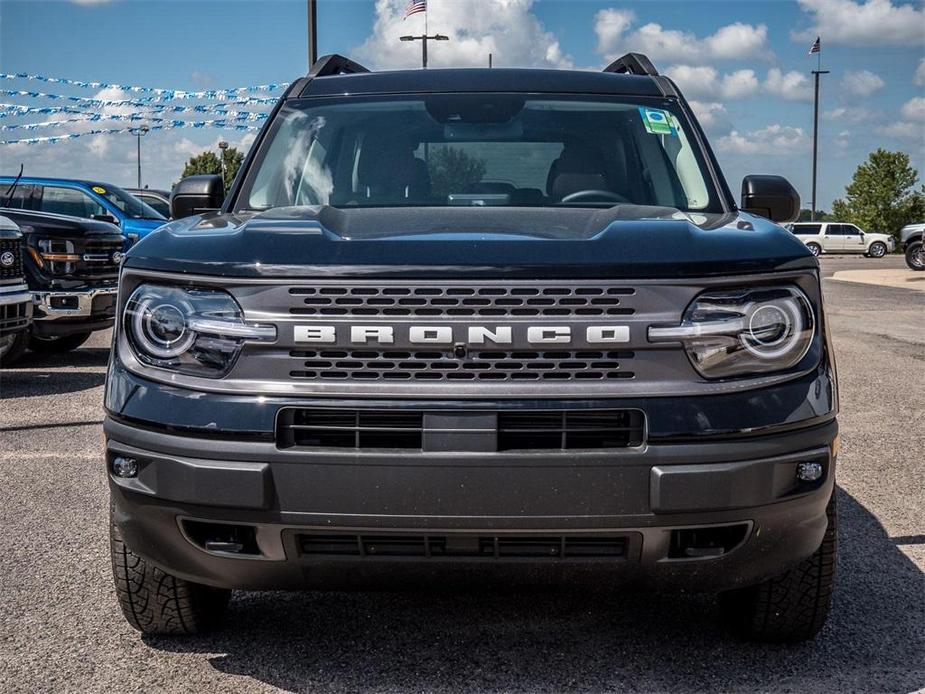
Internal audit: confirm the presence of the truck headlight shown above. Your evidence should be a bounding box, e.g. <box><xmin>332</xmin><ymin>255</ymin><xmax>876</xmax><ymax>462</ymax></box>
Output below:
<box><xmin>124</xmin><ymin>284</ymin><xmax>275</xmax><ymax>377</ymax></box>
<box><xmin>648</xmin><ymin>286</ymin><xmax>815</xmax><ymax>379</ymax></box>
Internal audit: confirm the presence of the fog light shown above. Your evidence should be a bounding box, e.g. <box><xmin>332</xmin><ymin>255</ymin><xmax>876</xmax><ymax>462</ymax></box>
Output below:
<box><xmin>112</xmin><ymin>456</ymin><xmax>138</xmax><ymax>478</ymax></box>
<box><xmin>796</xmin><ymin>461</ymin><xmax>823</xmax><ymax>482</ymax></box>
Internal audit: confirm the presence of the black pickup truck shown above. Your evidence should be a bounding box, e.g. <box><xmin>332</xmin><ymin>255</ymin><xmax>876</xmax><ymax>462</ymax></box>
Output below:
<box><xmin>105</xmin><ymin>54</ymin><xmax>838</xmax><ymax>642</ymax></box>
<box><xmin>0</xmin><ymin>208</ymin><xmax>124</xmax><ymax>363</ymax></box>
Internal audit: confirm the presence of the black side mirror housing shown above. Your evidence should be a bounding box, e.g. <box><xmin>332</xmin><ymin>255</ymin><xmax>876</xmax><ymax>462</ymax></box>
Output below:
<box><xmin>91</xmin><ymin>214</ymin><xmax>119</xmax><ymax>226</ymax></box>
<box><xmin>741</xmin><ymin>175</ymin><xmax>800</xmax><ymax>224</ymax></box>
<box><xmin>170</xmin><ymin>175</ymin><xmax>225</xmax><ymax>219</ymax></box>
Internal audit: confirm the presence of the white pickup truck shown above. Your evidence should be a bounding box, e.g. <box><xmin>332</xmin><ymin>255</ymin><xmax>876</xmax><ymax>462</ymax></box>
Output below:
<box><xmin>788</xmin><ymin>222</ymin><xmax>894</xmax><ymax>258</ymax></box>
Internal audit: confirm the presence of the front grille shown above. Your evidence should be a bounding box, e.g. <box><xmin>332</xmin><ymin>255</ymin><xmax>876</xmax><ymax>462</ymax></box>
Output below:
<box><xmin>37</xmin><ymin>238</ymin><xmax>121</xmax><ymax>279</ymax></box>
<box><xmin>289</xmin><ymin>349</ymin><xmax>635</xmax><ymax>382</ymax></box>
<box><xmin>277</xmin><ymin>408</ymin><xmax>424</xmax><ymax>449</ymax></box>
<box><xmin>288</xmin><ymin>283</ymin><xmax>635</xmax><ymax>318</ymax></box>
<box><xmin>497</xmin><ymin>410</ymin><xmax>645</xmax><ymax>450</ymax></box>
<box><xmin>276</xmin><ymin>407</ymin><xmax>645</xmax><ymax>451</ymax></box>
<box><xmin>298</xmin><ymin>533</ymin><xmax>628</xmax><ymax>560</ymax></box>
<box><xmin>0</xmin><ymin>240</ymin><xmax>23</xmax><ymax>280</ymax></box>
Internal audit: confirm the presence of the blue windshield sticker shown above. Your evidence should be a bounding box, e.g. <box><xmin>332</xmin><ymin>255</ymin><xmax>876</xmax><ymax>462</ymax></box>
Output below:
<box><xmin>639</xmin><ymin>107</ymin><xmax>676</xmax><ymax>136</ymax></box>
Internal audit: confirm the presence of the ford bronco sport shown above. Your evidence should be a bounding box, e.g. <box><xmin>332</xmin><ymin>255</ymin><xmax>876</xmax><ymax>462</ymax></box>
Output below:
<box><xmin>105</xmin><ymin>54</ymin><xmax>838</xmax><ymax>642</ymax></box>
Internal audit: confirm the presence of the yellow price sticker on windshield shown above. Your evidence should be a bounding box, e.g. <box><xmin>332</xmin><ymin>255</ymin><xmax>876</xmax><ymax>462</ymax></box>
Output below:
<box><xmin>92</xmin><ymin>186</ymin><xmax>106</xmax><ymax>194</ymax></box>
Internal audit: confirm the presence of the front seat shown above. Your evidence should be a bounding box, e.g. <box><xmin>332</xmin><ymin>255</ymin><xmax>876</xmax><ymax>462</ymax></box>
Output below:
<box><xmin>357</xmin><ymin>138</ymin><xmax>430</xmax><ymax>201</ymax></box>
<box><xmin>546</xmin><ymin>144</ymin><xmax>610</xmax><ymax>201</ymax></box>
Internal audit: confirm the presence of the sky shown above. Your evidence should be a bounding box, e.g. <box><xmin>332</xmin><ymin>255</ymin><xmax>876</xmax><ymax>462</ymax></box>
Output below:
<box><xmin>0</xmin><ymin>0</ymin><xmax>923</xmax><ymax>210</ymax></box>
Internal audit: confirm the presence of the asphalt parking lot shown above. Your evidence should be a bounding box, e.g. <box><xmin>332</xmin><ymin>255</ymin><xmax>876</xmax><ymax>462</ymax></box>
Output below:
<box><xmin>0</xmin><ymin>255</ymin><xmax>922</xmax><ymax>693</ymax></box>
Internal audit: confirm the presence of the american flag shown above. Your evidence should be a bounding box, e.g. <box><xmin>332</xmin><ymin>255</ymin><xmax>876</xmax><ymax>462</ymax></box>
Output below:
<box><xmin>403</xmin><ymin>0</ymin><xmax>426</xmax><ymax>19</ymax></box>
<box><xmin>808</xmin><ymin>36</ymin><xmax>821</xmax><ymax>55</ymax></box>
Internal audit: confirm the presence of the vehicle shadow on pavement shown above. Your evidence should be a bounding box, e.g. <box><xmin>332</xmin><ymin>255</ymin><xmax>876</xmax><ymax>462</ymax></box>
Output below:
<box><xmin>0</xmin><ymin>348</ymin><xmax>109</xmax><ymax>398</ymax></box>
<box><xmin>143</xmin><ymin>488</ymin><xmax>924</xmax><ymax>693</ymax></box>
<box><xmin>4</xmin><ymin>346</ymin><xmax>110</xmax><ymax>370</ymax></box>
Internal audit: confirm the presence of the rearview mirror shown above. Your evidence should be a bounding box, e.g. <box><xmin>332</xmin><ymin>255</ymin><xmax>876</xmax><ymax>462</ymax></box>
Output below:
<box><xmin>171</xmin><ymin>175</ymin><xmax>225</xmax><ymax>219</ymax></box>
<box><xmin>740</xmin><ymin>175</ymin><xmax>800</xmax><ymax>224</ymax></box>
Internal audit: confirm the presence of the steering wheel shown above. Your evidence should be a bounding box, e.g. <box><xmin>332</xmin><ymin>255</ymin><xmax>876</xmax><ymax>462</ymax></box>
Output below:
<box><xmin>559</xmin><ymin>189</ymin><xmax>630</xmax><ymax>204</ymax></box>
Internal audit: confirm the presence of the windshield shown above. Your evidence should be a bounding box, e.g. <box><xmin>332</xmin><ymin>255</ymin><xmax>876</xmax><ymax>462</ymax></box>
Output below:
<box><xmin>238</xmin><ymin>94</ymin><xmax>721</xmax><ymax>213</ymax></box>
<box><xmin>92</xmin><ymin>183</ymin><xmax>165</xmax><ymax>220</ymax></box>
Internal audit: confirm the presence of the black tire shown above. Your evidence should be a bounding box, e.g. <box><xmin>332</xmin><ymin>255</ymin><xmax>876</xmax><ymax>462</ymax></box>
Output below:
<box><xmin>0</xmin><ymin>331</ymin><xmax>29</xmax><ymax>367</ymax></box>
<box><xmin>867</xmin><ymin>241</ymin><xmax>887</xmax><ymax>258</ymax></box>
<box><xmin>806</xmin><ymin>242</ymin><xmax>821</xmax><ymax>257</ymax></box>
<box><xmin>110</xmin><ymin>508</ymin><xmax>230</xmax><ymax>635</ymax></box>
<box><xmin>28</xmin><ymin>330</ymin><xmax>92</xmax><ymax>353</ymax></box>
<box><xmin>721</xmin><ymin>493</ymin><xmax>836</xmax><ymax>642</ymax></box>
<box><xmin>906</xmin><ymin>240</ymin><xmax>925</xmax><ymax>271</ymax></box>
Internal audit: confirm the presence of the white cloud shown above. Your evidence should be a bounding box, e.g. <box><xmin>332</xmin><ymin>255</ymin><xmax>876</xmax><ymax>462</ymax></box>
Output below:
<box><xmin>763</xmin><ymin>68</ymin><xmax>813</xmax><ymax>101</ymax></box>
<box><xmin>824</xmin><ymin>106</ymin><xmax>878</xmax><ymax>123</ymax></box>
<box><xmin>901</xmin><ymin>97</ymin><xmax>925</xmax><ymax>122</ymax></box>
<box><xmin>594</xmin><ymin>10</ymin><xmax>768</xmax><ymax>63</ymax></box>
<box><xmin>688</xmin><ymin>101</ymin><xmax>732</xmax><ymax>134</ymax></box>
<box><xmin>355</xmin><ymin>0</ymin><xmax>571</xmax><ymax>69</ymax></box>
<box><xmin>875</xmin><ymin>122</ymin><xmax>925</xmax><ymax>140</ymax></box>
<box><xmin>841</xmin><ymin>69</ymin><xmax>885</xmax><ymax>97</ymax></box>
<box><xmin>665</xmin><ymin>65</ymin><xmax>759</xmax><ymax>100</ymax></box>
<box><xmin>916</xmin><ymin>58</ymin><xmax>925</xmax><ymax>86</ymax></box>
<box><xmin>716</xmin><ymin>124</ymin><xmax>811</xmax><ymax>155</ymax></box>
<box><xmin>793</xmin><ymin>0</ymin><xmax>925</xmax><ymax>46</ymax></box>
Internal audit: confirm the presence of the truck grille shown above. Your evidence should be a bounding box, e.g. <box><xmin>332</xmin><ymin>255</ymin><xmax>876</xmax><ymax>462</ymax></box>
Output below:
<box><xmin>297</xmin><ymin>533</ymin><xmax>628</xmax><ymax>559</ymax></box>
<box><xmin>289</xmin><ymin>283</ymin><xmax>635</xmax><ymax>317</ymax></box>
<box><xmin>276</xmin><ymin>407</ymin><xmax>645</xmax><ymax>451</ymax></box>
<box><xmin>289</xmin><ymin>349</ymin><xmax>635</xmax><ymax>382</ymax></box>
<box><xmin>0</xmin><ymin>240</ymin><xmax>23</xmax><ymax>280</ymax></box>
<box><xmin>37</xmin><ymin>238</ymin><xmax>121</xmax><ymax>279</ymax></box>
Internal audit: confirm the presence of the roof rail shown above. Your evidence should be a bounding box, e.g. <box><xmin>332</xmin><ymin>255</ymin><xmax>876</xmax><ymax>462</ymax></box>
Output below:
<box><xmin>602</xmin><ymin>52</ymin><xmax>659</xmax><ymax>77</ymax></box>
<box><xmin>308</xmin><ymin>54</ymin><xmax>371</xmax><ymax>78</ymax></box>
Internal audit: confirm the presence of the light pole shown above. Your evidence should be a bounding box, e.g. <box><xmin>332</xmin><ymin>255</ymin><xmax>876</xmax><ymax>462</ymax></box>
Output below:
<box><xmin>132</xmin><ymin>125</ymin><xmax>149</xmax><ymax>189</ymax></box>
<box><xmin>307</xmin><ymin>0</ymin><xmax>317</xmax><ymax>70</ymax></box>
<box><xmin>218</xmin><ymin>140</ymin><xmax>229</xmax><ymax>188</ymax></box>
<box><xmin>399</xmin><ymin>33</ymin><xmax>449</xmax><ymax>68</ymax></box>
<box><xmin>810</xmin><ymin>69</ymin><xmax>829</xmax><ymax>222</ymax></box>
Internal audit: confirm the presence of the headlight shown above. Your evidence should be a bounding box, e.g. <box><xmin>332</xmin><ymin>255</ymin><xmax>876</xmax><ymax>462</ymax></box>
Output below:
<box><xmin>648</xmin><ymin>285</ymin><xmax>815</xmax><ymax>379</ymax></box>
<box><xmin>124</xmin><ymin>284</ymin><xmax>275</xmax><ymax>377</ymax></box>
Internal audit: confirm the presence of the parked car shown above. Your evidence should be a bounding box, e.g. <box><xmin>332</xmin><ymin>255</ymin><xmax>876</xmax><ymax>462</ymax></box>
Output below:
<box><xmin>0</xmin><ymin>208</ymin><xmax>124</xmax><ymax>364</ymax></box>
<box><xmin>788</xmin><ymin>221</ymin><xmax>894</xmax><ymax>257</ymax></box>
<box><xmin>0</xmin><ymin>177</ymin><xmax>166</xmax><ymax>246</ymax></box>
<box><xmin>0</xmin><ymin>215</ymin><xmax>33</xmax><ymax>362</ymax></box>
<box><xmin>105</xmin><ymin>52</ymin><xmax>837</xmax><ymax>642</ymax></box>
<box><xmin>125</xmin><ymin>188</ymin><xmax>171</xmax><ymax>219</ymax></box>
<box><xmin>899</xmin><ymin>222</ymin><xmax>924</xmax><ymax>271</ymax></box>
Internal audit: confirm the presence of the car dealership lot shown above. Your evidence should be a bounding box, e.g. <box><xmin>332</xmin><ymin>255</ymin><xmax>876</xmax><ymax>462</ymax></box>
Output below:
<box><xmin>0</xmin><ymin>256</ymin><xmax>922</xmax><ymax>693</ymax></box>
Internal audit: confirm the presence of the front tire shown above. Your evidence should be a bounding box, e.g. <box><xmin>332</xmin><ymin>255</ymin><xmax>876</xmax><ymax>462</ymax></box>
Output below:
<box><xmin>110</xmin><ymin>508</ymin><xmax>230</xmax><ymax>635</ymax></box>
<box><xmin>906</xmin><ymin>240</ymin><xmax>925</xmax><ymax>271</ymax></box>
<box><xmin>28</xmin><ymin>331</ymin><xmax>91</xmax><ymax>353</ymax></box>
<box><xmin>806</xmin><ymin>242</ymin><xmax>821</xmax><ymax>257</ymax></box>
<box><xmin>0</xmin><ymin>331</ymin><xmax>28</xmax><ymax>366</ymax></box>
<box><xmin>721</xmin><ymin>493</ymin><xmax>836</xmax><ymax>642</ymax></box>
<box><xmin>867</xmin><ymin>241</ymin><xmax>887</xmax><ymax>258</ymax></box>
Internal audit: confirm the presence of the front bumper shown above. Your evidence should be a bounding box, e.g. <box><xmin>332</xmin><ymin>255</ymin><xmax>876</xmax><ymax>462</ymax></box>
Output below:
<box><xmin>0</xmin><ymin>283</ymin><xmax>33</xmax><ymax>336</ymax></box>
<box><xmin>31</xmin><ymin>286</ymin><xmax>117</xmax><ymax>336</ymax></box>
<box><xmin>106</xmin><ymin>411</ymin><xmax>837</xmax><ymax>593</ymax></box>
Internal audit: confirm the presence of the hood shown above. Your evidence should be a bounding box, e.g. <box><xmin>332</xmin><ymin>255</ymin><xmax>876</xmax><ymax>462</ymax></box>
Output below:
<box><xmin>124</xmin><ymin>205</ymin><xmax>816</xmax><ymax>279</ymax></box>
<box><xmin>0</xmin><ymin>208</ymin><xmax>125</xmax><ymax>242</ymax></box>
<box><xmin>124</xmin><ymin>218</ymin><xmax>168</xmax><ymax>233</ymax></box>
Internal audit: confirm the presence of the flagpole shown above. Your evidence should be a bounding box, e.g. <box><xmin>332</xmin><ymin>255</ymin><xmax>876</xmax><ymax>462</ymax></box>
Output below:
<box><xmin>810</xmin><ymin>38</ymin><xmax>829</xmax><ymax>222</ymax></box>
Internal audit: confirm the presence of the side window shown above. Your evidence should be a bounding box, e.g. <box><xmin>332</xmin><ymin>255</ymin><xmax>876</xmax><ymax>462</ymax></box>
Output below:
<box><xmin>843</xmin><ymin>224</ymin><xmax>861</xmax><ymax>235</ymax></box>
<box><xmin>825</xmin><ymin>224</ymin><xmax>845</xmax><ymax>236</ymax></box>
<box><xmin>0</xmin><ymin>184</ymin><xmax>37</xmax><ymax>210</ymax></box>
<box><xmin>39</xmin><ymin>186</ymin><xmax>107</xmax><ymax>218</ymax></box>
<box><xmin>796</xmin><ymin>224</ymin><xmax>822</xmax><ymax>235</ymax></box>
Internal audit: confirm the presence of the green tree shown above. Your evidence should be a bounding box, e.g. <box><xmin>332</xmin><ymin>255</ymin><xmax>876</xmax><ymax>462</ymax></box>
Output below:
<box><xmin>831</xmin><ymin>149</ymin><xmax>925</xmax><ymax>239</ymax></box>
<box><xmin>797</xmin><ymin>208</ymin><xmax>833</xmax><ymax>222</ymax></box>
<box><xmin>427</xmin><ymin>146</ymin><xmax>487</xmax><ymax>200</ymax></box>
<box><xmin>180</xmin><ymin>146</ymin><xmax>244</xmax><ymax>193</ymax></box>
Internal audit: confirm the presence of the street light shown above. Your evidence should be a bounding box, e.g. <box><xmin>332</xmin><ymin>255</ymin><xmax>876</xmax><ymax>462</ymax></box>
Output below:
<box><xmin>131</xmin><ymin>124</ymin><xmax>149</xmax><ymax>189</ymax></box>
<box><xmin>218</xmin><ymin>140</ymin><xmax>229</xmax><ymax>188</ymax></box>
<box><xmin>399</xmin><ymin>33</ymin><xmax>449</xmax><ymax>68</ymax></box>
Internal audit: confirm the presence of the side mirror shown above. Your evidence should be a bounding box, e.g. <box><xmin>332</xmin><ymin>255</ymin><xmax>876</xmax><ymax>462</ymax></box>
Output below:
<box><xmin>170</xmin><ymin>175</ymin><xmax>225</xmax><ymax>219</ymax></box>
<box><xmin>741</xmin><ymin>175</ymin><xmax>800</xmax><ymax>224</ymax></box>
<box><xmin>92</xmin><ymin>214</ymin><xmax>119</xmax><ymax>225</ymax></box>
